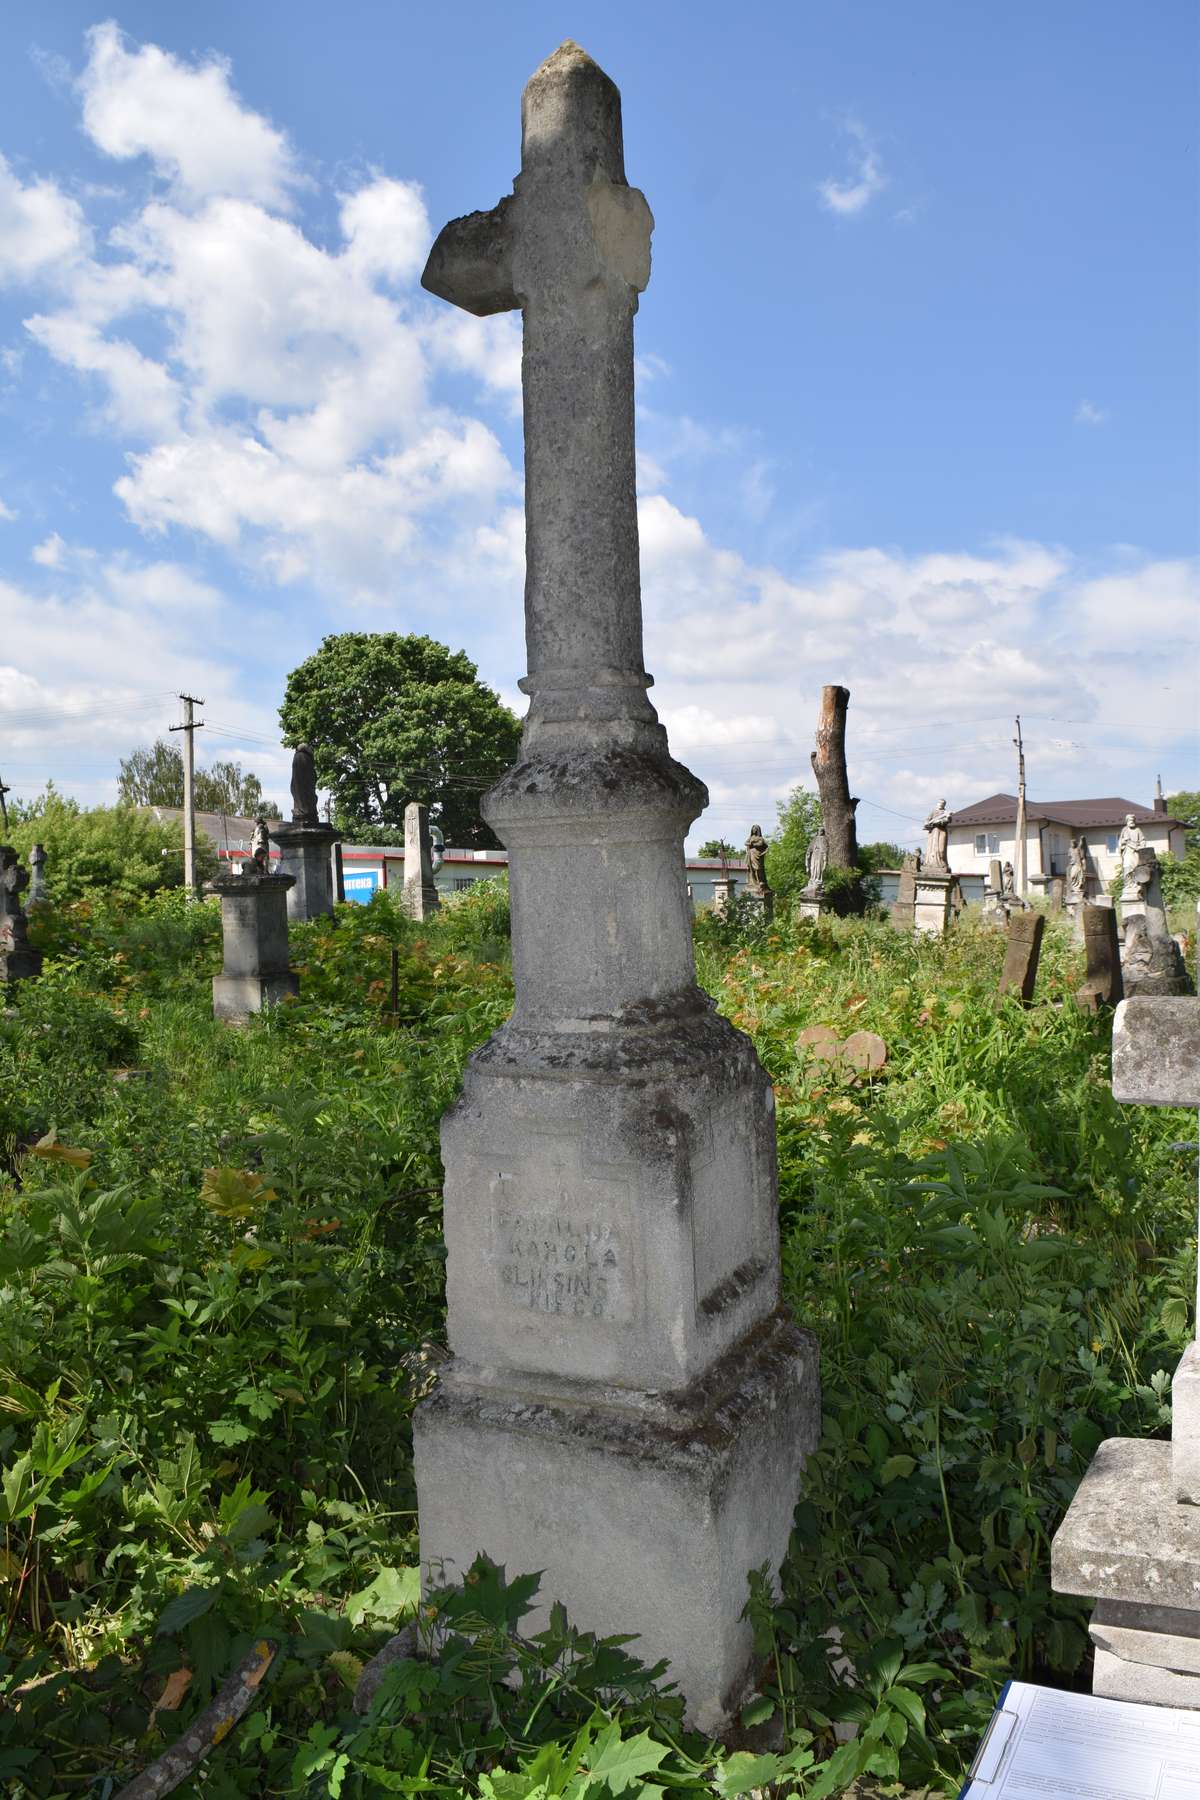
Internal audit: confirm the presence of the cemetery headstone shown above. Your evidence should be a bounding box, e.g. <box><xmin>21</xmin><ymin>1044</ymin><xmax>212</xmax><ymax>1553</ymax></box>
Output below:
<box><xmin>28</xmin><ymin>842</ymin><xmax>47</xmax><ymax>907</ymax></box>
<box><xmin>997</xmin><ymin>909</ymin><xmax>1045</xmax><ymax>1003</ymax></box>
<box><xmin>890</xmin><ymin>849</ymin><xmax>919</xmax><ymax>930</ymax></box>
<box><xmin>402</xmin><ymin>802</ymin><xmax>440</xmax><ymax>920</ymax></box>
<box><xmin>1074</xmin><ymin>901</ymin><xmax>1124</xmax><ymax>1012</ymax></box>
<box><xmin>1120</xmin><ymin>846</ymin><xmax>1190</xmax><ymax>997</ymax></box>
<box><xmin>207</xmin><ymin>863</ymin><xmax>299</xmax><ymax>1022</ymax></box>
<box><xmin>982</xmin><ymin>855</ymin><xmax>1008</xmax><ymax>924</ymax></box>
<box><xmin>271</xmin><ymin>745</ymin><xmax>341</xmax><ymax>923</ymax></box>
<box><xmin>0</xmin><ymin>846</ymin><xmax>41</xmax><ymax>984</ymax></box>
<box><xmin>1052</xmin><ymin>981</ymin><xmax>1200</xmax><ymax>1704</ymax></box>
<box><xmin>414</xmin><ymin>40</ymin><xmax>818</xmax><ymax>1731</ymax></box>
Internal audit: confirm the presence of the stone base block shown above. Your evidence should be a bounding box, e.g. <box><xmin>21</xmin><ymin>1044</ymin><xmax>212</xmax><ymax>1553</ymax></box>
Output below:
<box><xmin>414</xmin><ymin>1311</ymin><xmax>819</xmax><ymax>1734</ymax></box>
<box><xmin>1091</xmin><ymin>1600</ymin><xmax>1200</xmax><ymax>1678</ymax></box>
<box><xmin>795</xmin><ymin>895</ymin><xmax>824</xmax><ymax>921</ymax></box>
<box><xmin>1093</xmin><ymin>1646</ymin><xmax>1200</xmax><ymax>1708</ymax></box>
<box><xmin>1052</xmin><ymin>1438</ymin><xmax>1200</xmax><ymax>1614</ymax></box>
<box><xmin>913</xmin><ymin>874</ymin><xmax>953</xmax><ymax>937</ymax></box>
<box><xmin>212</xmin><ymin>970</ymin><xmax>299</xmax><ymax>1023</ymax></box>
<box><xmin>271</xmin><ymin>825</ymin><xmax>340</xmax><ymax>923</ymax></box>
<box><xmin>1173</xmin><ymin>1344</ymin><xmax>1200</xmax><ymax>1504</ymax></box>
<box><xmin>1</xmin><ymin>946</ymin><xmax>42</xmax><ymax>982</ymax></box>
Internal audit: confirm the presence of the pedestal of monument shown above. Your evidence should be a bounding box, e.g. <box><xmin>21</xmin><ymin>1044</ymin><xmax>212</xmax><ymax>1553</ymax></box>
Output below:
<box><xmin>795</xmin><ymin>885</ymin><xmax>826</xmax><ymax>922</ymax></box>
<box><xmin>913</xmin><ymin>868</ymin><xmax>954</xmax><ymax>936</ymax></box>
<box><xmin>270</xmin><ymin>822</ymin><xmax>340</xmax><ymax>923</ymax></box>
<box><xmin>1052</xmin><ymin>993</ymin><xmax>1200</xmax><ymax>1703</ymax></box>
<box><xmin>413</xmin><ymin>40</ymin><xmax>817</xmax><ymax>1734</ymax></box>
<box><xmin>207</xmin><ymin>869</ymin><xmax>299</xmax><ymax>1022</ymax></box>
<box><xmin>403</xmin><ymin>802</ymin><xmax>440</xmax><ymax>922</ymax></box>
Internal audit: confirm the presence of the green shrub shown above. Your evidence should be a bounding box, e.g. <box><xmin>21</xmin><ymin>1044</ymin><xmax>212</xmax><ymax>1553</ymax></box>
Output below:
<box><xmin>7</xmin><ymin>791</ymin><xmax>215</xmax><ymax>901</ymax></box>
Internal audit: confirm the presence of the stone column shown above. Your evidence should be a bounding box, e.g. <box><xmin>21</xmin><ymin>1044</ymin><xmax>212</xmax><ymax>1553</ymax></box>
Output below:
<box><xmin>207</xmin><ymin>869</ymin><xmax>299</xmax><ymax>1022</ymax></box>
<box><xmin>403</xmin><ymin>803</ymin><xmax>440</xmax><ymax>920</ymax></box>
<box><xmin>270</xmin><ymin>822</ymin><xmax>341</xmax><ymax>923</ymax></box>
<box><xmin>1052</xmin><ymin>992</ymin><xmax>1200</xmax><ymax>1704</ymax></box>
<box><xmin>28</xmin><ymin>843</ymin><xmax>47</xmax><ymax>907</ymax></box>
<box><xmin>414</xmin><ymin>42</ymin><xmax>818</xmax><ymax>1733</ymax></box>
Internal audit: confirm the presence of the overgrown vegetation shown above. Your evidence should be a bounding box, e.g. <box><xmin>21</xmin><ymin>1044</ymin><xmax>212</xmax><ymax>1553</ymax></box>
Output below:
<box><xmin>1</xmin><ymin>886</ymin><xmax>1193</xmax><ymax>1794</ymax></box>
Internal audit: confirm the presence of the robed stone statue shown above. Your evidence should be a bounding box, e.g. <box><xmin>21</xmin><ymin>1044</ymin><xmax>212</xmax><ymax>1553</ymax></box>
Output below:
<box><xmin>805</xmin><ymin>826</ymin><xmax>828</xmax><ymax>892</ymax></box>
<box><xmin>290</xmin><ymin>743</ymin><xmax>320</xmax><ymax>826</ymax></box>
<box><xmin>744</xmin><ymin>824</ymin><xmax>770</xmax><ymax>895</ymax></box>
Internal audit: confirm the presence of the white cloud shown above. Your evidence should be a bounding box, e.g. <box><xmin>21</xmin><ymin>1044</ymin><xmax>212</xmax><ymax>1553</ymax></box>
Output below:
<box><xmin>339</xmin><ymin>176</ymin><xmax>430</xmax><ymax>285</ymax></box>
<box><xmin>78</xmin><ymin>22</ymin><xmax>299</xmax><ymax>208</ymax></box>
<box><xmin>0</xmin><ymin>153</ymin><xmax>89</xmax><ymax>285</ymax></box>
<box><xmin>31</xmin><ymin>533</ymin><xmax>66</xmax><ymax>567</ymax></box>
<box><xmin>1075</xmin><ymin>399</ymin><xmax>1109</xmax><ymax>426</ymax></box>
<box><xmin>819</xmin><ymin>118</ymin><xmax>887</xmax><ymax>217</ymax></box>
<box><xmin>0</xmin><ymin>498</ymin><xmax>15</xmax><ymax>522</ymax></box>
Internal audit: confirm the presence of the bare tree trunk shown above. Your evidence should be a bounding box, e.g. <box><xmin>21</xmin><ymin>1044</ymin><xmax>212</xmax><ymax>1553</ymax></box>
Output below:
<box><xmin>810</xmin><ymin>684</ymin><xmax>863</xmax><ymax>914</ymax></box>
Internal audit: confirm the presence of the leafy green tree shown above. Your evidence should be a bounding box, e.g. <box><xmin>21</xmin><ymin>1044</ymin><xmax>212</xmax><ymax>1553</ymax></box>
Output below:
<box><xmin>7</xmin><ymin>787</ymin><xmax>215</xmax><ymax>901</ymax></box>
<box><xmin>1162</xmin><ymin>790</ymin><xmax>1200</xmax><ymax>907</ymax></box>
<box><xmin>117</xmin><ymin>740</ymin><xmax>280</xmax><ymax>817</ymax></box>
<box><xmin>279</xmin><ymin>633</ymin><xmax>522</xmax><ymax>848</ymax></box>
<box><xmin>764</xmin><ymin>785</ymin><xmax>822</xmax><ymax>897</ymax></box>
<box><xmin>697</xmin><ymin>837</ymin><xmax>739</xmax><ymax>860</ymax></box>
<box><xmin>859</xmin><ymin>840</ymin><xmax>908</xmax><ymax>871</ymax></box>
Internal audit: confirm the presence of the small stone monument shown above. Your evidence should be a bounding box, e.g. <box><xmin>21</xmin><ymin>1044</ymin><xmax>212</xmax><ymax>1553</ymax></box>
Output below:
<box><xmin>271</xmin><ymin>745</ymin><xmax>341</xmax><ymax>923</ymax></box>
<box><xmin>795</xmin><ymin>825</ymin><xmax>828</xmax><ymax>921</ymax></box>
<box><xmin>28</xmin><ymin>843</ymin><xmax>47</xmax><ymax>907</ymax></box>
<box><xmin>982</xmin><ymin>856</ymin><xmax>1008</xmax><ymax>924</ymax></box>
<box><xmin>912</xmin><ymin>800</ymin><xmax>954</xmax><ymax>936</ymax></box>
<box><xmin>1120</xmin><ymin>845</ymin><xmax>1190</xmax><ymax>997</ymax></box>
<box><xmin>743</xmin><ymin>823</ymin><xmax>773</xmax><ymax>919</ymax></box>
<box><xmin>206</xmin><ymin>846</ymin><xmax>298</xmax><ymax>1022</ymax></box>
<box><xmin>890</xmin><ymin>849</ymin><xmax>919</xmax><ymax>929</ymax></box>
<box><xmin>402</xmin><ymin>802</ymin><xmax>440</xmax><ymax>920</ymax></box>
<box><xmin>0</xmin><ymin>847</ymin><xmax>42</xmax><ymax>984</ymax></box>
<box><xmin>413</xmin><ymin>41</ymin><xmax>818</xmax><ymax>1731</ymax></box>
<box><xmin>1074</xmin><ymin>902</ymin><xmax>1124</xmax><ymax>1012</ymax></box>
<box><xmin>1052</xmin><ymin>978</ymin><xmax>1200</xmax><ymax>1704</ymax></box>
<box><xmin>997</xmin><ymin>910</ymin><xmax>1045</xmax><ymax>1004</ymax></box>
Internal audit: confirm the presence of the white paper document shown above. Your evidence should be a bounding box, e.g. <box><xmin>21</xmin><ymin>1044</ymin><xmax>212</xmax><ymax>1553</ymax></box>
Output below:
<box><xmin>962</xmin><ymin>1680</ymin><xmax>1200</xmax><ymax>1799</ymax></box>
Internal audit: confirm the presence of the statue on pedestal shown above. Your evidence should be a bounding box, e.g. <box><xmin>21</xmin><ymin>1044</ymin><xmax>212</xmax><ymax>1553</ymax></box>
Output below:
<box><xmin>744</xmin><ymin>824</ymin><xmax>770</xmax><ymax>896</ymax></box>
<box><xmin>1118</xmin><ymin>815</ymin><xmax>1148</xmax><ymax>896</ymax></box>
<box><xmin>804</xmin><ymin>826</ymin><xmax>828</xmax><ymax>894</ymax></box>
<box><xmin>922</xmin><ymin>799</ymin><xmax>952</xmax><ymax>872</ymax></box>
<box><xmin>1067</xmin><ymin>835</ymin><xmax>1089</xmax><ymax>902</ymax></box>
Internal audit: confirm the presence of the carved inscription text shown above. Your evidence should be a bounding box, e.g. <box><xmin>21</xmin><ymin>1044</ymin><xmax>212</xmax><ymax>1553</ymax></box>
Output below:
<box><xmin>496</xmin><ymin>1206</ymin><xmax>624</xmax><ymax>1321</ymax></box>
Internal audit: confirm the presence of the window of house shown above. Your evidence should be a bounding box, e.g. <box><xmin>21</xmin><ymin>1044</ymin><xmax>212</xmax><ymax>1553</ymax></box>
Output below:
<box><xmin>974</xmin><ymin>832</ymin><xmax>1000</xmax><ymax>855</ymax></box>
<box><xmin>453</xmin><ymin>877</ymin><xmax>474</xmax><ymax>892</ymax></box>
<box><xmin>1106</xmin><ymin>834</ymin><xmax>1118</xmax><ymax>854</ymax></box>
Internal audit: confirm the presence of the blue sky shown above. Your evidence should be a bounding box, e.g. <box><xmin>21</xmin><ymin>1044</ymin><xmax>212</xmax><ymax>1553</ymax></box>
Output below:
<box><xmin>0</xmin><ymin>1</ymin><xmax>1195</xmax><ymax>847</ymax></box>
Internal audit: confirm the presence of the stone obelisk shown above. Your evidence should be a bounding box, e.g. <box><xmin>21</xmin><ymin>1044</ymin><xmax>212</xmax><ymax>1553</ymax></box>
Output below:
<box><xmin>413</xmin><ymin>42</ymin><xmax>818</xmax><ymax>1731</ymax></box>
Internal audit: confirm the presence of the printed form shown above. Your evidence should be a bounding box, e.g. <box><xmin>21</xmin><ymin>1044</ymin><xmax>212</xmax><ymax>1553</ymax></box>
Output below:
<box><xmin>963</xmin><ymin>1681</ymin><xmax>1200</xmax><ymax>1799</ymax></box>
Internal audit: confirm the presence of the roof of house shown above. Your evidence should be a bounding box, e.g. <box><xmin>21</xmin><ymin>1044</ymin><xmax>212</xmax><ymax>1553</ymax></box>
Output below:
<box><xmin>950</xmin><ymin>792</ymin><xmax>1183</xmax><ymax>829</ymax></box>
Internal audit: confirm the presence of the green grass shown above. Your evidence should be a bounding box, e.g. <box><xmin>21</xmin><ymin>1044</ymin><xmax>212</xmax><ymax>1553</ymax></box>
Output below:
<box><xmin>0</xmin><ymin>888</ymin><xmax>1193</xmax><ymax>1794</ymax></box>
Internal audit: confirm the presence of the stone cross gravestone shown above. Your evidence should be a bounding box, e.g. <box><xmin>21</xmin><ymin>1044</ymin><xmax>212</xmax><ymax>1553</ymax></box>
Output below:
<box><xmin>997</xmin><ymin>910</ymin><xmax>1045</xmax><ymax>1004</ymax></box>
<box><xmin>414</xmin><ymin>41</ymin><xmax>818</xmax><ymax>1732</ymax></box>
<box><xmin>1052</xmin><ymin>978</ymin><xmax>1200</xmax><ymax>1704</ymax></box>
<box><xmin>402</xmin><ymin>802</ymin><xmax>440</xmax><ymax>921</ymax></box>
<box><xmin>28</xmin><ymin>843</ymin><xmax>47</xmax><ymax>907</ymax></box>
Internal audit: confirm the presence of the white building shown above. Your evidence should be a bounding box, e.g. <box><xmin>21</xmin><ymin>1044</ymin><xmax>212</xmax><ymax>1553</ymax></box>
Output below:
<box><xmin>946</xmin><ymin>788</ymin><xmax>1186</xmax><ymax>892</ymax></box>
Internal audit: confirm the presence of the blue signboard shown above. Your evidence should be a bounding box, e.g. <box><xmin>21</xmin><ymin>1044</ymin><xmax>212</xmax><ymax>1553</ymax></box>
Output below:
<box><xmin>343</xmin><ymin>870</ymin><xmax>380</xmax><ymax>904</ymax></box>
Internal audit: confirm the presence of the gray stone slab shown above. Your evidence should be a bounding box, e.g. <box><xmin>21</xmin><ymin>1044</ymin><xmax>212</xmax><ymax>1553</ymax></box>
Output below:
<box><xmin>1112</xmin><ymin>998</ymin><xmax>1200</xmax><ymax>1108</ymax></box>
<box><xmin>1075</xmin><ymin>902</ymin><xmax>1123</xmax><ymax>1011</ymax></box>
<box><xmin>998</xmin><ymin>910</ymin><xmax>1045</xmax><ymax>1003</ymax></box>
<box><xmin>1052</xmin><ymin>1438</ymin><xmax>1200</xmax><ymax>1612</ymax></box>
<box><xmin>212</xmin><ymin>970</ymin><xmax>299</xmax><ymax>1022</ymax></box>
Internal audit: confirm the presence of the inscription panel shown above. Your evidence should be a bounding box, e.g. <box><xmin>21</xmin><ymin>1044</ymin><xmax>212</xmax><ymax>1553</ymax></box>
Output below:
<box><xmin>489</xmin><ymin>1157</ymin><xmax>635</xmax><ymax>1326</ymax></box>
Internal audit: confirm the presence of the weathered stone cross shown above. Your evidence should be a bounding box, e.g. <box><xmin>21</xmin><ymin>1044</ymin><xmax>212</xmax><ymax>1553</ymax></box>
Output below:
<box><xmin>413</xmin><ymin>43</ymin><xmax>816</xmax><ymax>1734</ymax></box>
<box><xmin>424</xmin><ymin>41</ymin><xmax>656</xmax><ymax>744</ymax></box>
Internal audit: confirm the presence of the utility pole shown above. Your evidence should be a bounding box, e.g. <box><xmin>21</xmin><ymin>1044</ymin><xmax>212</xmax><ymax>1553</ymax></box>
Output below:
<box><xmin>169</xmin><ymin>695</ymin><xmax>205</xmax><ymax>895</ymax></box>
<box><xmin>1013</xmin><ymin>714</ymin><xmax>1027</xmax><ymax>898</ymax></box>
